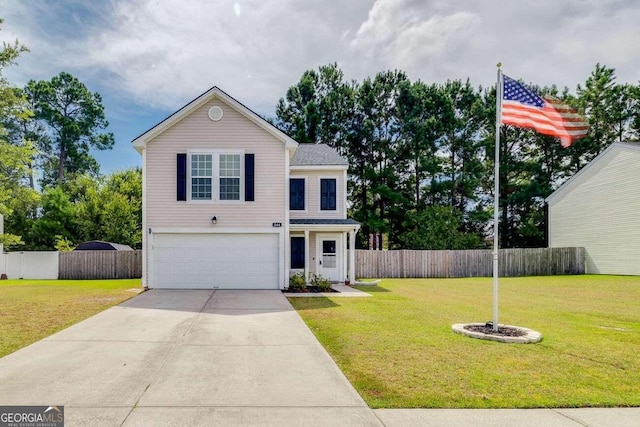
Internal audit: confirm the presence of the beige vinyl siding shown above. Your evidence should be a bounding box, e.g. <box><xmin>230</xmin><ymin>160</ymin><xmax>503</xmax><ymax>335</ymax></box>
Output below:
<box><xmin>146</xmin><ymin>99</ymin><xmax>286</xmax><ymax>229</ymax></box>
<box><xmin>289</xmin><ymin>170</ymin><xmax>345</xmax><ymax>219</ymax></box>
<box><xmin>548</xmin><ymin>147</ymin><xmax>640</xmax><ymax>275</ymax></box>
<box><xmin>309</xmin><ymin>232</ymin><xmax>317</xmax><ymax>274</ymax></box>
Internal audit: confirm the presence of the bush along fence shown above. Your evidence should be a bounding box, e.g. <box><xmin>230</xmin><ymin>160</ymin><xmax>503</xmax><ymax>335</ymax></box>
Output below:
<box><xmin>354</xmin><ymin>247</ymin><xmax>585</xmax><ymax>279</ymax></box>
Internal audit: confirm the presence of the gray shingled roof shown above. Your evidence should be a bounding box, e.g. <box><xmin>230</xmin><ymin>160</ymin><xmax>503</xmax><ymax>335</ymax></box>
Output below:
<box><xmin>290</xmin><ymin>144</ymin><xmax>348</xmax><ymax>166</ymax></box>
<box><xmin>290</xmin><ymin>219</ymin><xmax>360</xmax><ymax>225</ymax></box>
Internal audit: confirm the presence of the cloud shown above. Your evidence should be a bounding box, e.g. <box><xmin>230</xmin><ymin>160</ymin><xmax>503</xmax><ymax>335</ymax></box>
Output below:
<box><xmin>82</xmin><ymin>0</ymin><xmax>366</xmax><ymax>112</ymax></box>
<box><xmin>350</xmin><ymin>0</ymin><xmax>480</xmax><ymax>78</ymax></box>
<box><xmin>481</xmin><ymin>1</ymin><xmax>640</xmax><ymax>88</ymax></box>
<box><xmin>4</xmin><ymin>0</ymin><xmax>640</xmax><ymax>116</ymax></box>
<box><xmin>2</xmin><ymin>1</ymin><xmax>116</xmax><ymax>83</ymax></box>
<box><xmin>3</xmin><ymin>0</ymin><xmax>640</xmax><ymax>176</ymax></box>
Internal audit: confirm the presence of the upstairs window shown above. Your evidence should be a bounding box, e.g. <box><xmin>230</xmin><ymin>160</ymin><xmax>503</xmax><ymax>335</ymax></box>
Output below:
<box><xmin>191</xmin><ymin>154</ymin><xmax>213</xmax><ymax>200</ymax></box>
<box><xmin>188</xmin><ymin>152</ymin><xmax>243</xmax><ymax>201</ymax></box>
<box><xmin>320</xmin><ymin>178</ymin><xmax>337</xmax><ymax>211</ymax></box>
<box><xmin>219</xmin><ymin>154</ymin><xmax>241</xmax><ymax>200</ymax></box>
<box><xmin>290</xmin><ymin>178</ymin><xmax>305</xmax><ymax>210</ymax></box>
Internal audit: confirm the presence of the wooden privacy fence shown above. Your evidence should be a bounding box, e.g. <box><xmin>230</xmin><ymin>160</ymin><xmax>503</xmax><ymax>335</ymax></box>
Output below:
<box><xmin>355</xmin><ymin>247</ymin><xmax>585</xmax><ymax>278</ymax></box>
<box><xmin>59</xmin><ymin>250</ymin><xmax>142</xmax><ymax>279</ymax></box>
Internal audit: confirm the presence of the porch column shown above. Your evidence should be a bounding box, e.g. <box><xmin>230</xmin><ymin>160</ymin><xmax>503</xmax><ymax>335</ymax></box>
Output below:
<box><xmin>349</xmin><ymin>228</ymin><xmax>356</xmax><ymax>283</ymax></box>
<box><xmin>343</xmin><ymin>231</ymin><xmax>348</xmax><ymax>282</ymax></box>
<box><xmin>304</xmin><ymin>229</ymin><xmax>310</xmax><ymax>283</ymax></box>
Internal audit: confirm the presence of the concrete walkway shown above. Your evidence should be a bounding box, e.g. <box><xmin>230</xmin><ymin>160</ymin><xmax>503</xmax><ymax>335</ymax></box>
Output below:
<box><xmin>0</xmin><ymin>290</ymin><xmax>637</xmax><ymax>426</ymax></box>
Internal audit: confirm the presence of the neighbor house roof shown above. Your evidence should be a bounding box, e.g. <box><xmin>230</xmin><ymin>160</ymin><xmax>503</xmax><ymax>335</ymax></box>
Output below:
<box><xmin>545</xmin><ymin>142</ymin><xmax>640</xmax><ymax>204</ymax></box>
<box><xmin>74</xmin><ymin>241</ymin><xmax>134</xmax><ymax>251</ymax></box>
<box><xmin>290</xmin><ymin>144</ymin><xmax>349</xmax><ymax>167</ymax></box>
<box><xmin>131</xmin><ymin>86</ymin><xmax>298</xmax><ymax>152</ymax></box>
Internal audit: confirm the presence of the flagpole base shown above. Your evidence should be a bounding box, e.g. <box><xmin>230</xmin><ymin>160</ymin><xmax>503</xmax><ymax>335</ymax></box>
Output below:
<box><xmin>452</xmin><ymin>323</ymin><xmax>542</xmax><ymax>344</ymax></box>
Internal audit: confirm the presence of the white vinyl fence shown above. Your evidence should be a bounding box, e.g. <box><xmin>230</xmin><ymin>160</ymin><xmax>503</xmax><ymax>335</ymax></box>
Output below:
<box><xmin>0</xmin><ymin>251</ymin><xmax>59</xmax><ymax>279</ymax></box>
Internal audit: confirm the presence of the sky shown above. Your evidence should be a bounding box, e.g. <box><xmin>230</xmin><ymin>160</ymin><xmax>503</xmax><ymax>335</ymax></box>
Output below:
<box><xmin>2</xmin><ymin>0</ymin><xmax>640</xmax><ymax>174</ymax></box>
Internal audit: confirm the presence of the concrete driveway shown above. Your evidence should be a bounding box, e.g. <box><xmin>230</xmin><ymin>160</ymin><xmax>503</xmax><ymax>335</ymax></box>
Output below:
<box><xmin>0</xmin><ymin>290</ymin><xmax>381</xmax><ymax>426</ymax></box>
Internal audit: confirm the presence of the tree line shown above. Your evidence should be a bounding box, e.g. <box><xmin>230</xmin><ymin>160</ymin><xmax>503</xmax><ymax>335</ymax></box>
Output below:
<box><xmin>2</xmin><ymin>17</ymin><xmax>638</xmax><ymax>251</ymax></box>
<box><xmin>276</xmin><ymin>63</ymin><xmax>639</xmax><ymax>249</ymax></box>
<box><xmin>0</xmin><ymin>21</ymin><xmax>141</xmax><ymax>250</ymax></box>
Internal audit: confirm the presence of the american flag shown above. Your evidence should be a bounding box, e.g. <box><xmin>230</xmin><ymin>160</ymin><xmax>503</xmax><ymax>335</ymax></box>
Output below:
<box><xmin>501</xmin><ymin>75</ymin><xmax>589</xmax><ymax>147</ymax></box>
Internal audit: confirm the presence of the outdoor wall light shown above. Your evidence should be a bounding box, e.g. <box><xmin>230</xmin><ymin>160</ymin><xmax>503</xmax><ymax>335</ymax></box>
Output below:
<box><xmin>211</xmin><ymin>216</ymin><xmax>217</xmax><ymax>224</ymax></box>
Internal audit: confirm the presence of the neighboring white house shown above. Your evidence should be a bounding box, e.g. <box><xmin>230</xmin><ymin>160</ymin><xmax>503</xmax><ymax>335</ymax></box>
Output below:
<box><xmin>132</xmin><ymin>87</ymin><xmax>360</xmax><ymax>289</ymax></box>
<box><xmin>546</xmin><ymin>142</ymin><xmax>640</xmax><ymax>275</ymax></box>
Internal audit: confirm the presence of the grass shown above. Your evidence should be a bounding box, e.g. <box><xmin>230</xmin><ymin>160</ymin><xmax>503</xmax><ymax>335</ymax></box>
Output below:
<box><xmin>288</xmin><ymin>275</ymin><xmax>640</xmax><ymax>409</ymax></box>
<box><xmin>0</xmin><ymin>279</ymin><xmax>142</xmax><ymax>357</ymax></box>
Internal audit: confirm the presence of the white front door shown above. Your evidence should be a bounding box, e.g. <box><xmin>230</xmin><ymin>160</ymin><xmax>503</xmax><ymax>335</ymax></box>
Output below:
<box><xmin>316</xmin><ymin>234</ymin><xmax>342</xmax><ymax>281</ymax></box>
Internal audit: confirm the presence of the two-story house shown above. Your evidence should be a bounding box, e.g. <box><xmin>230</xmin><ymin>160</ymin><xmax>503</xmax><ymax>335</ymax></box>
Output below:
<box><xmin>132</xmin><ymin>87</ymin><xmax>360</xmax><ymax>289</ymax></box>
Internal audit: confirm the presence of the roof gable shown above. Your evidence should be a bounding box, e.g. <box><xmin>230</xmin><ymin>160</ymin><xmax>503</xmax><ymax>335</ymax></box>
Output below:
<box><xmin>545</xmin><ymin>142</ymin><xmax>640</xmax><ymax>204</ymax></box>
<box><xmin>132</xmin><ymin>86</ymin><xmax>298</xmax><ymax>152</ymax></box>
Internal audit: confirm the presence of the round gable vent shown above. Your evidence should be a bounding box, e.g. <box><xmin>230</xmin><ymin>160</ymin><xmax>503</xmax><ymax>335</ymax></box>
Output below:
<box><xmin>208</xmin><ymin>106</ymin><xmax>224</xmax><ymax>121</ymax></box>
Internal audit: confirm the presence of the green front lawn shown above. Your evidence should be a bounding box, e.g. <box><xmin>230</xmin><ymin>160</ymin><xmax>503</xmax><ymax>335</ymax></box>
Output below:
<box><xmin>289</xmin><ymin>275</ymin><xmax>640</xmax><ymax>408</ymax></box>
<box><xmin>0</xmin><ymin>279</ymin><xmax>142</xmax><ymax>357</ymax></box>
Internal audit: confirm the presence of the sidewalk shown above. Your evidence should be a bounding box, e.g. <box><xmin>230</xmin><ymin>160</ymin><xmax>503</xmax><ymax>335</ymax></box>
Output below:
<box><xmin>374</xmin><ymin>408</ymin><xmax>640</xmax><ymax>426</ymax></box>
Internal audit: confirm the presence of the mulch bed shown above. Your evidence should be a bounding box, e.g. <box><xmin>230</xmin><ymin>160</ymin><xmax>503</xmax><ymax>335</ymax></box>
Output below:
<box><xmin>284</xmin><ymin>286</ymin><xmax>338</xmax><ymax>293</ymax></box>
<box><xmin>464</xmin><ymin>323</ymin><xmax>527</xmax><ymax>337</ymax></box>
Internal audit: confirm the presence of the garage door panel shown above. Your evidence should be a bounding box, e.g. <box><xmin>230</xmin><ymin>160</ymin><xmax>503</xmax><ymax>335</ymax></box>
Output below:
<box><xmin>151</xmin><ymin>233</ymin><xmax>280</xmax><ymax>289</ymax></box>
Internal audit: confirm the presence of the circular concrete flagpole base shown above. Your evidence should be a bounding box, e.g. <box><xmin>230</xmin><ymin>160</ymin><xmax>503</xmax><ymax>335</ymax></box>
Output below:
<box><xmin>452</xmin><ymin>323</ymin><xmax>542</xmax><ymax>344</ymax></box>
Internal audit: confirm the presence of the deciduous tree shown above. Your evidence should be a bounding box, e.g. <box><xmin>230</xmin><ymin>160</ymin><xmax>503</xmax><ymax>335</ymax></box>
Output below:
<box><xmin>0</xmin><ymin>19</ymin><xmax>38</xmax><ymax>249</ymax></box>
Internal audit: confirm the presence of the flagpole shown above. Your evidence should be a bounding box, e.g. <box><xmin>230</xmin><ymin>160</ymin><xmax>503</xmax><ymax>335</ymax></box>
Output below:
<box><xmin>493</xmin><ymin>63</ymin><xmax>503</xmax><ymax>333</ymax></box>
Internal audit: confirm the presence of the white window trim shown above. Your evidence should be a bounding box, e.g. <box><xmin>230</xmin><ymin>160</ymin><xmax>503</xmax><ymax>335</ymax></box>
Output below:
<box><xmin>289</xmin><ymin>175</ymin><xmax>308</xmax><ymax>212</ymax></box>
<box><xmin>317</xmin><ymin>175</ymin><xmax>339</xmax><ymax>213</ymax></box>
<box><xmin>218</xmin><ymin>153</ymin><xmax>243</xmax><ymax>202</ymax></box>
<box><xmin>187</xmin><ymin>150</ymin><xmax>245</xmax><ymax>203</ymax></box>
<box><xmin>189</xmin><ymin>152</ymin><xmax>214</xmax><ymax>202</ymax></box>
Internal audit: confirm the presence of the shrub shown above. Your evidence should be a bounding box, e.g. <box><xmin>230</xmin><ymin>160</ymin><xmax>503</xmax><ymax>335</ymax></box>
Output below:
<box><xmin>310</xmin><ymin>272</ymin><xmax>332</xmax><ymax>292</ymax></box>
<box><xmin>54</xmin><ymin>235</ymin><xmax>75</xmax><ymax>252</ymax></box>
<box><xmin>289</xmin><ymin>272</ymin><xmax>307</xmax><ymax>291</ymax></box>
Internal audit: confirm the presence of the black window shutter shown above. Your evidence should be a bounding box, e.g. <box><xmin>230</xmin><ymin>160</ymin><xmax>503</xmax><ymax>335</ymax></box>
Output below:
<box><xmin>320</xmin><ymin>179</ymin><xmax>327</xmax><ymax>210</ymax></box>
<box><xmin>291</xmin><ymin>237</ymin><xmax>305</xmax><ymax>269</ymax></box>
<box><xmin>177</xmin><ymin>153</ymin><xmax>187</xmax><ymax>201</ymax></box>
<box><xmin>290</xmin><ymin>179</ymin><xmax>305</xmax><ymax>210</ymax></box>
<box><xmin>245</xmin><ymin>153</ymin><xmax>255</xmax><ymax>201</ymax></box>
<box><xmin>321</xmin><ymin>179</ymin><xmax>337</xmax><ymax>210</ymax></box>
<box><xmin>329</xmin><ymin>180</ymin><xmax>336</xmax><ymax>210</ymax></box>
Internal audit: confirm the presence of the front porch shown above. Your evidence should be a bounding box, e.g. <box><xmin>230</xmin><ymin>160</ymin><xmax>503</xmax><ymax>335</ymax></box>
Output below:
<box><xmin>289</xmin><ymin>219</ymin><xmax>360</xmax><ymax>284</ymax></box>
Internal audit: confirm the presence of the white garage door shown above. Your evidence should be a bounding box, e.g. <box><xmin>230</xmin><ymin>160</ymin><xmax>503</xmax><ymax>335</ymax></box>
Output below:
<box><xmin>151</xmin><ymin>233</ymin><xmax>280</xmax><ymax>289</ymax></box>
